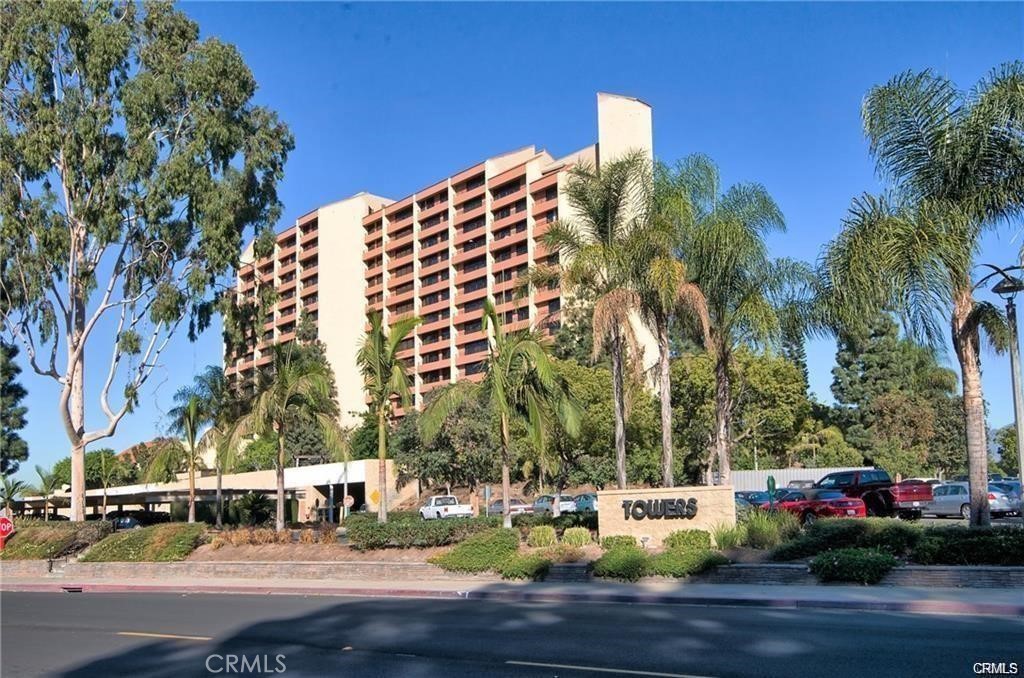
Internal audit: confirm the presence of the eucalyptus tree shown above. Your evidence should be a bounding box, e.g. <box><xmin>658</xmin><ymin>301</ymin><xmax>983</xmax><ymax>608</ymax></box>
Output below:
<box><xmin>819</xmin><ymin>63</ymin><xmax>1024</xmax><ymax>526</ymax></box>
<box><xmin>33</xmin><ymin>464</ymin><xmax>60</xmax><ymax>521</ymax></box>
<box><xmin>357</xmin><ymin>311</ymin><xmax>421</xmax><ymax>524</ymax></box>
<box><xmin>421</xmin><ymin>299</ymin><xmax>580</xmax><ymax>528</ymax></box>
<box><xmin>0</xmin><ymin>2</ymin><xmax>293</xmax><ymax>521</ymax></box>
<box><xmin>1</xmin><ymin>475</ymin><xmax>27</xmax><ymax>514</ymax></box>
<box><xmin>662</xmin><ymin>155</ymin><xmax>814</xmax><ymax>486</ymax></box>
<box><xmin>537</xmin><ymin>151</ymin><xmax>651</xmax><ymax>489</ymax></box>
<box><xmin>230</xmin><ymin>347</ymin><xmax>345</xmax><ymax>530</ymax></box>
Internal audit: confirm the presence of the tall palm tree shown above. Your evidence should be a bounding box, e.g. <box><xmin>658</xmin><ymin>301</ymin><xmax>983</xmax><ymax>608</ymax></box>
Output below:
<box><xmin>421</xmin><ymin>299</ymin><xmax>580</xmax><ymax>528</ymax></box>
<box><xmin>1</xmin><ymin>476</ymin><xmax>28</xmax><ymax>514</ymax></box>
<box><xmin>538</xmin><ymin>151</ymin><xmax>651</xmax><ymax>489</ymax></box>
<box><xmin>230</xmin><ymin>346</ymin><xmax>345</xmax><ymax>530</ymax></box>
<box><xmin>662</xmin><ymin>155</ymin><xmax>814</xmax><ymax>486</ymax></box>
<box><xmin>33</xmin><ymin>465</ymin><xmax>59</xmax><ymax>521</ymax></box>
<box><xmin>357</xmin><ymin>311</ymin><xmax>421</xmax><ymax>524</ymax></box>
<box><xmin>148</xmin><ymin>395</ymin><xmax>209</xmax><ymax>523</ymax></box>
<box><xmin>97</xmin><ymin>452</ymin><xmax>125</xmax><ymax>518</ymax></box>
<box><xmin>820</xmin><ymin>63</ymin><xmax>1024</xmax><ymax>526</ymax></box>
<box><xmin>638</xmin><ymin>169</ymin><xmax>711</xmax><ymax>486</ymax></box>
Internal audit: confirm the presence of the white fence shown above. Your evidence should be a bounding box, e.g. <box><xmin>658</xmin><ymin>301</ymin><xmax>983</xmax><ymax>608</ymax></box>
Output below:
<box><xmin>731</xmin><ymin>467</ymin><xmax>872</xmax><ymax>492</ymax></box>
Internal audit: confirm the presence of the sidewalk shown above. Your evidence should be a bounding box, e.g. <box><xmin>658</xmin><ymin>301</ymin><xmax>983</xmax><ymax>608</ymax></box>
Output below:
<box><xmin>3</xmin><ymin>574</ymin><xmax>1022</xmax><ymax>617</ymax></box>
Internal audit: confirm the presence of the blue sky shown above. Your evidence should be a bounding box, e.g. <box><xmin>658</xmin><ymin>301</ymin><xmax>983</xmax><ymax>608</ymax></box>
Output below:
<box><xmin>11</xmin><ymin>2</ymin><xmax>1024</xmax><ymax>480</ymax></box>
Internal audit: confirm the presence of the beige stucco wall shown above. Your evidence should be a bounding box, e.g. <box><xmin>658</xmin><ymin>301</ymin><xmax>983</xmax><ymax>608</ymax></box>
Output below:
<box><xmin>597</xmin><ymin>486</ymin><xmax>736</xmax><ymax>548</ymax></box>
<box><xmin>596</xmin><ymin>92</ymin><xmax>653</xmax><ymax>167</ymax></box>
<box><xmin>317</xmin><ymin>193</ymin><xmax>392</xmax><ymax>426</ymax></box>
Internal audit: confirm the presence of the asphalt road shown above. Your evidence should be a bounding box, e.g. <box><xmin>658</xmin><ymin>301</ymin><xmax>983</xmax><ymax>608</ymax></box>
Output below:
<box><xmin>1</xmin><ymin>591</ymin><xmax>1021</xmax><ymax>678</ymax></box>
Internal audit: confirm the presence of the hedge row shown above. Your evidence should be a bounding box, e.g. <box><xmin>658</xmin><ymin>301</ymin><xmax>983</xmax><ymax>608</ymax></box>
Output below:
<box><xmin>428</xmin><ymin>528</ymin><xmax>519</xmax><ymax>573</ymax></box>
<box><xmin>592</xmin><ymin>544</ymin><xmax>726</xmax><ymax>581</ymax></box>
<box><xmin>772</xmin><ymin>519</ymin><xmax>1024</xmax><ymax>566</ymax></box>
<box><xmin>809</xmin><ymin>548</ymin><xmax>899</xmax><ymax>584</ymax></box>
<box><xmin>346</xmin><ymin>516</ymin><xmax>500</xmax><ymax>550</ymax></box>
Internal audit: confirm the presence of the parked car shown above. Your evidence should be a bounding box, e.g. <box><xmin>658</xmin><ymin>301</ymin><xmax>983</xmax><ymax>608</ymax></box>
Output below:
<box><xmin>533</xmin><ymin>495</ymin><xmax>577</xmax><ymax>515</ymax></box>
<box><xmin>736</xmin><ymin>491</ymin><xmax>771</xmax><ymax>505</ymax></box>
<box><xmin>924</xmin><ymin>483</ymin><xmax>1020</xmax><ymax>518</ymax></box>
<box><xmin>486</xmin><ymin>497</ymin><xmax>532</xmax><ymax>516</ymax></box>
<box><xmin>574</xmin><ymin>493</ymin><xmax>599</xmax><ymax>512</ymax></box>
<box><xmin>991</xmin><ymin>481</ymin><xmax>1022</xmax><ymax>510</ymax></box>
<box><xmin>735</xmin><ymin>495</ymin><xmax>754</xmax><ymax>518</ymax></box>
<box><xmin>813</xmin><ymin>468</ymin><xmax>932</xmax><ymax>519</ymax></box>
<box><xmin>758</xmin><ymin>489</ymin><xmax>867</xmax><ymax>525</ymax></box>
<box><xmin>112</xmin><ymin>516</ymin><xmax>143</xmax><ymax>530</ymax></box>
<box><xmin>419</xmin><ymin>495</ymin><xmax>473</xmax><ymax>520</ymax></box>
<box><xmin>787</xmin><ymin>480</ymin><xmax>816</xmax><ymax>489</ymax></box>
<box><xmin>905</xmin><ymin>477</ymin><xmax>942</xmax><ymax>486</ymax></box>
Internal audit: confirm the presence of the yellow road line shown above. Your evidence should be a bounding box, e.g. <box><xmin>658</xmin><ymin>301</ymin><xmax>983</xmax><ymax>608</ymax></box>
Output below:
<box><xmin>116</xmin><ymin>631</ymin><xmax>211</xmax><ymax>642</ymax></box>
<box><xmin>506</xmin><ymin>660</ymin><xmax>715</xmax><ymax>678</ymax></box>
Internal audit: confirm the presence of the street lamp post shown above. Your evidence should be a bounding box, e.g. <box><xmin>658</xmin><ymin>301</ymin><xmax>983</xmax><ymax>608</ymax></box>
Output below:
<box><xmin>992</xmin><ymin>276</ymin><xmax>1024</xmax><ymax>527</ymax></box>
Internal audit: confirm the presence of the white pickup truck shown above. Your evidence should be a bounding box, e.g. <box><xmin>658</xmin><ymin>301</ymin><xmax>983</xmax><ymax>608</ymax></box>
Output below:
<box><xmin>419</xmin><ymin>495</ymin><xmax>473</xmax><ymax>520</ymax></box>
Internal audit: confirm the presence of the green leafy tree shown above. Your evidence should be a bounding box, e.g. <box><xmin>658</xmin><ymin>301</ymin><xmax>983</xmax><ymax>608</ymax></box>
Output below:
<box><xmin>32</xmin><ymin>464</ymin><xmax>60</xmax><ymax>521</ymax></box>
<box><xmin>357</xmin><ymin>311</ymin><xmax>420</xmax><ymax>523</ymax></box>
<box><xmin>53</xmin><ymin>448</ymin><xmax>125</xmax><ymax>489</ymax></box>
<box><xmin>422</xmin><ymin>299</ymin><xmax>580</xmax><ymax>528</ymax></box>
<box><xmin>230</xmin><ymin>347</ymin><xmax>345</xmax><ymax>530</ymax></box>
<box><xmin>536</xmin><ymin>151</ymin><xmax>651</xmax><ymax>489</ymax></box>
<box><xmin>1</xmin><ymin>340</ymin><xmax>29</xmax><ymax>475</ymax></box>
<box><xmin>661</xmin><ymin>155</ymin><xmax>814</xmax><ymax>485</ymax></box>
<box><xmin>993</xmin><ymin>425</ymin><xmax>1020</xmax><ymax>478</ymax></box>
<box><xmin>238</xmin><ymin>435</ymin><xmax>279</xmax><ymax>472</ymax></box>
<box><xmin>0</xmin><ymin>3</ymin><xmax>293</xmax><ymax>521</ymax></box>
<box><xmin>820</xmin><ymin>63</ymin><xmax>1024</xmax><ymax>525</ymax></box>
<box><xmin>1</xmin><ymin>475</ymin><xmax>28</xmax><ymax>513</ymax></box>
<box><xmin>789</xmin><ymin>419</ymin><xmax>862</xmax><ymax>469</ymax></box>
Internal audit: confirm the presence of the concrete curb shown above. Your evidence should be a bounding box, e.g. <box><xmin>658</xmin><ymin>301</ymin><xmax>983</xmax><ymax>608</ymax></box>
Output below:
<box><xmin>3</xmin><ymin>581</ymin><xmax>1022</xmax><ymax>617</ymax></box>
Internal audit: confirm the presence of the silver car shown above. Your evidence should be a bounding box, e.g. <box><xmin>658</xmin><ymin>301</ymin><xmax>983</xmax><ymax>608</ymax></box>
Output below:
<box><xmin>926</xmin><ymin>482</ymin><xmax>1018</xmax><ymax>518</ymax></box>
<box><xmin>486</xmin><ymin>497</ymin><xmax>532</xmax><ymax>516</ymax></box>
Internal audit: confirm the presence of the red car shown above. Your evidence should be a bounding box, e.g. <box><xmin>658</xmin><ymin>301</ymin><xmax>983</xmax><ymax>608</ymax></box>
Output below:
<box><xmin>759</xmin><ymin>489</ymin><xmax>866</xmax><ymax>525</ymax></box>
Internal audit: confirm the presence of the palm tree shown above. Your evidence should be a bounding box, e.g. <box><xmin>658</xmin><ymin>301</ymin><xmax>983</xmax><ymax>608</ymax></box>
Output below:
<box><xmin>230</xmin><ymin>346</ymin><xmax>345</xmax><ymax>530</ymax></box>
<box><xmin>661</xmin><ymin>155</ymin><xmax>814</xmax><ymax>486</ymax></box>
<box><xmin>638</xmin><ymin>169</ymin><xmax>711</xmax><ymax>486</ymax></box>
<box><xmin>820</xmin><ymin>63</ymin><xmax>1024</xmax><ymax>526</ymax></box>
<box><xmin>1</xmin><ymin>476</ymin><xmax>28</xmax><ymax>514</ymax></box>
<box><xmin>33</xmin><ymin>465</ymin><xmax>59</xmax><ymax>521</ymax></box>
<box><xmin>148</xmin><ymin>395</ymin><xmax>209</xmax><ymax>523</ymax></box>
<box><xmin>421</xmin><ymin>299</ymin><xmax>580</xmax><ymax>528</ymax></box>
<box><xmin>537</xmin><ymin>150</ymin><xmax>651</xmax><ymax>489</ymax></box>
<box><xmin>357</xmin><ymin>310</ymin><xmax>421</xmax><ymax>524</ymax></box>
<box><xmin>97</xmin><ymin>452</ymin><xmax>125</xmax><ymax>518</ymax></box>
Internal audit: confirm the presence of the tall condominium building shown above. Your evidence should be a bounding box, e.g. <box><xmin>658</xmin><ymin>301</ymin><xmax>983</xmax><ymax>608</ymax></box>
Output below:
<box><xmin>227</xmin><ymin>93</ymin><xmax>654</xmax><ymax>425</ymax></box>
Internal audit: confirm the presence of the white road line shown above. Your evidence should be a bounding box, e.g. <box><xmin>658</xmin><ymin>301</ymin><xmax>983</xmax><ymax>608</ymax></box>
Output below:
<box><xmin>116</xmin><ymin>631</ymin><xmax>211</xmax><ymax>641</ymax></box>
<box><xmin>506</xmin><ymin>660</ymin><xmax>716</xmax><ymax>678</ymax></box>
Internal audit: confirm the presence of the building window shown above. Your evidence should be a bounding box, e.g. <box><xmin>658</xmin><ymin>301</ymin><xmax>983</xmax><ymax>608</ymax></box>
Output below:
<box><xmin>465</xmin><ymin>361</ymin><xmax>485</xmax><ymax>376</ymax></box>
<box><xmin>462</xmin><ymin>256</ymin><xmax>486</xmax><ymax>274</ymax></box>
<box><xmin>465</xmin><ymin>339</ymin><xmax>488</xmax><ymax>355</ymax></box>
<box><xmin>462</xmin><ymin>298</ymin><xmax>485</xmax><ymax>313</ymax></box>
<box><xmin>422</xmin><ymin>290</ymin><xmax>450</xmax><ymax>306</ymax></box>
<box><xmin>492</xmin><ymin>180</ymin><xmax>522</xmax><ymax>199</ymax></box>
<box><xmin>462</xmin><ymin>277</ymin><xmax>487</xmax><ymax>294</ymax></box>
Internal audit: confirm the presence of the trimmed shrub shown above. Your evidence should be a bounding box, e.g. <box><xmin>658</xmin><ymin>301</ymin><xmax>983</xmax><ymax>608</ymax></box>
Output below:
<box><xmin>81</xmin><ymin>524</ymin><xmax>206</xmax><ymax>562</ymax></box>
<box><xmin>772</xmin><ymin>518</ymin><xmax>924</xmax><ymax>561</ymax></box>
<box><xmin>512</xmin><ymin>511</ymin><xmax>598</xmax><ymax>537</ymax></box>
<box><xmin>744</xmin><ymin>510</ymin><xmax>800</xmax><ymax>549</ymax></box>
<box><xmin>649</xmin><ymin>549</ymin><xmax>729</xmax><ymax>578</ymax></box>
<box><xmin>663</xmin><ymin>529</ymin><xmax>712</xmax><ymax>551</ymax></box>
<box><xmin>276</xmin><ymin>529</ymin><xmax>293</xmax><ymax>544</ymax></box>
<box><xmin>561</xmin><ymin>527</ymin><xmax>592</xmax><ymax>547</ymax></box>
<box><xmin>592</xmin><ymin>546</ymin><xmax>649</xmax><ymax>581</ymax></box>
<box><xmin>910</xmin><ymin>526</ymin><xmax>1024</xmax><ymax>566</ymax></box>
<box><xmin>542</xmin><ymin>544</ymin><xmax>584</xmax><ymax>563</ymax></box>
<box><xmin>347</xmin><ymin>516</ymin><xmax>500</xmax><ymax>550</ymax></box>
<box><xmin>527</xmin><ymin>525</ymin><xmax>557</xmax><ymax>548</ymax></box>
<box><xmin>299</xmin><ymin>529</ymin><xmax>316</xmax><ymax>544</ymax></box>
<box><xmin>253</xmin><ymin>528</ymin><xmax>277</xmax><ymax>545</ymax></box>
<box><xmin>809</xmin><ymin>548</ymin><xmax>898</xmax><ymax>585</ymax></box>
<box><xmin>600</xmin><ymin>535</ymin><xmax>638</xmax><ymax>551</ymax></box>
<box><xmin>228</xmin><ymin>528</ymin><xmax>254</xmax><ymax>546</ymax></box>
<box><xmin>712</xmin><ymin>523</ymin><xmax>747</xmax><ymax>550</ymax></box>
<box><xmin>317</xmin><ymin>526</ymin><xmax>338</xmax><ymax>544</ymax></box>
<box><xmin>430</xmin><ymin>528</ymin><xmax>519</xmax><ymax>573</ymax></box>
<box><xmin>500</xmin><ymin>553</ymin><xmax>552</xmax><ymax>580</ymax></box>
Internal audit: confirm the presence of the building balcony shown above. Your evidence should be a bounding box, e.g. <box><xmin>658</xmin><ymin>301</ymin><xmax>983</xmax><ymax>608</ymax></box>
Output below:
<box><xmin>531</xmin><ymin>194</ymin><xmax>558</xmax><ymax>216</ymax></box>
<box><xmin>364</xmin><ymin>281</ymin><xmax>383</xmax><ymax>298</ymax></box>
<box><xmin>388</xmin><ymin>269</ymin><xmax>414</xmax><ymax>290</ymax></box>
<box><xmin>418</xmin><ymin>239</ymin><xmax>449</xmax><ymax>260</ymax></box>
<box><xmin>454</xmin><ymin>203</ymin><xmax>486</xmax><ymax>225</ymax></box>
<box><xmin>455</xmin><ymin>306</ymin><xmax>484</xmax><ymax>326</ymax></box>
<box><xmin>533</xmin><ymin>241</ymin><xmax>555</xmax><ymax>260</ymax></box>
<box><xmin>255</xmin><ymin>353</ymin><xmax>272</xmax><ymax>367</ymax></box>
<box><xmin>492</xmin><ymin>210</ymin><xmax>528</xmax><ymax>232</ymax></box>
<box><xmin>365</xmin><ymin>262</ymin><xmax>383</xmax><ymax>279</ymax></box>
<box><xmin>454</xmin><ymin>264</ymin><xmax>487</xmax><ymax>287</ymax></box>
<box><xmin>299</xmin><ymin>245</ymin><xmax>318</xmax><ymax>262</ymax></box>
<box><xmin>490</xmin><ymin>185</ymin><xmax>527</xmax><ymax>211</ymax></box>
<box><xmin>278</xmin><ymin>277</ymin><xmax>297</xmax><ymax>294</ymax></box>
<box><xmin>505</xmin><ymin>318</ymin><xmax>531</xmax><ymax>333</ymax></box>
<box><xmin>300</xmin><ymin>229</ymin><xmax>319</xmax><ymax>247</ymax></box>
<box><xmin>387</xmin><ymin>287</ymin><xmax>415</xmax><ymax>307</ymax></box>
<box><xmin>456</xmin><ymin>328</ymin><xmax>487</xmax><ymax>346</ymax></box>
<box><xmin>419</xmin><ymin>258</ymin><xmax>450</xmax><ymax>278</ymax></box>
<box><xmin>278</xmin><ymin>330</ymin><xmax>296</xmax><ymax>344</ymax></box>
<box><xmin>388</xmin><ymin>252</ymin><xmax>414</xmax><ymax>272</ymax></box>
<box><xmin>419</xmin><ymin>316</ymin><xmax>452</xmax><ymax>334</ymax></box>
<box><xmin>420</xmin><ymin>349</ymin><xmax>450</xmax><ymax>367</ymax></box>
<box><xmin>303</xmin><ymin>300</ymin><xmax>319</xmax><ymax>313</ymax></box>
<box><xmin>397</xmin><ymin>346</ymin><xmax>416</xmax><ymax>363</ymax></box>
<box><xmin>419</xmin><ymin>337</ymin><xmax>451</xmax><ymax>354</ymax></box>
<box><xmin>278</xmin><ymin>309</ymin><xmax>297</xmax><ymax>325</ymax></box>
<box><xmin>300</xmin><ymin>262</ymin><xmax>319</xmax><ymax>279</ymax></box>
<box><xmin>363</xmin><ymin>244</ymin><xmax>384</xmax><ymax>262</ymax></box>
<box><xmin>419</xmin><ymin>277</ymin><xmax>450</xmax><ymax>297</ymax></box>
<box><xmin>417</xmin><ymin>218</ymin><xmax>450</xmax><ymax>240</ymax></box>
<box><xmin>301</xmin><ymin>281</ymin><xmax>319</xmax><ymax>297</ymax></box>
<box><xmin>387</xmin><ymin>213</ymin><xmax>414</xmax><ymax>237</ymax></box>
<box><xmin>278</xmin><ymin>261</ymin><xmax>297</xmax><ymax>278</ymax></box>
<box><xmin>452</xmin><ymin>247</ymin><xmax>486</xmax><ymax>267</ymax></box>
<box><xmin>454</xmin><ymin>223</ymin><xmax>487</xmax><ymax>246</ymax></box>
<box><xmin>277</xmin><ymin>296</ymin><xmax>297</xmax><ymax>314</ymax></box>
<box><xmin>420</xmin><ymin>376</ymin><xmax>452</xmax><ymax>395</ymax></box>
<box><xmin>385</xmin><ymin>195</ymin><xmax>414</xmax><ymax>218</ymax></box>
<box><xmin>534</xmin><ymin>285</ymin><xmax>560</xmax><ymax>304</ymax></box>
<box><xmin>277</xmin><ymin>244</ymin><xmax>297</xmax><ymax>261</ymax></box>
<box><xmin>492</xmin><ymin>251</ymin><xmax>529</xmax><ymax>275</ymax></box>
<box><xmin>490</xmin><ymin>225</ymin><xmax>528</xmax><ymax>250</ymax></box>
<box><xmin>386</xmin><ymin>231</ymin><xmax>414</xmax><ymax>255</ymax></box>
<box><xmin>389</xmin><ymin>309</ymin><xmax>417</xmax><ymax>324</ymax></box>
<box><xmin>456</xmin><ymin>350</ymin><xmax>487</xmax><ymax>368</ymax></box>
<box><xmin>456</xmin><ymin>285</ymin><xmax>488</xmax><ymax>305</ymax></box>
<box><xmin>418</xmin><ymin>200</ymin><xmax>449</xmax><ymax>222</ymax></box>
<box><xmin>240</xmin><ymin>278</ymin><xmax>256</xmax><ymax>293</ymax></box>
<box><xmin>259</xmin><ymin>268</ymin><xmax>275</xmax><ymax>284</ymax></box>
<box><xmin>453</xmin><ymin>183</ymin><xmax>485</xmax><ymax>207</ymax></box>
<box><xmin>419</xmin><ymin>297</ymin><xmax>450</xmax><ymax>316</ymax></box>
